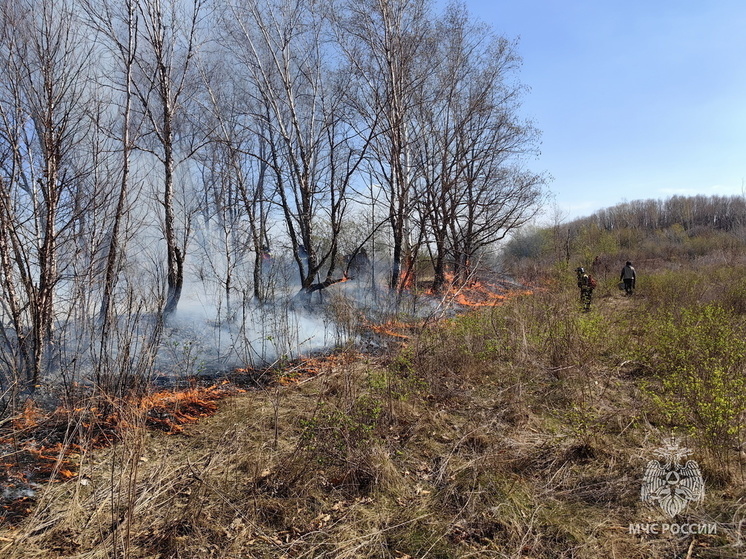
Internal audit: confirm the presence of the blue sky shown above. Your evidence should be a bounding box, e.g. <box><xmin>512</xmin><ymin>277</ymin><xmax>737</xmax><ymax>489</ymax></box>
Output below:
<box><xmin>462</xmin><ymin>0</ymin><xmax>746</xmax><ymax>221</ymax></box>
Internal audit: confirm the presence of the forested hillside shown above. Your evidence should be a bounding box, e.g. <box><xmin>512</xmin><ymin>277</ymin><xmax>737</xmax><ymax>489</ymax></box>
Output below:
<box><xmin>504</xmin><ymin>194</ymin><xmax>746</xmax><ymax>281</ymax></box>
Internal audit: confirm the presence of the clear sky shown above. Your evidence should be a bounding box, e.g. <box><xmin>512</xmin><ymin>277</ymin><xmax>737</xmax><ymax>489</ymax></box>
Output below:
<box><xmin>462</xmin><ymin>0</ymin><xmax>746</xmax><ymax>222</ymax></box>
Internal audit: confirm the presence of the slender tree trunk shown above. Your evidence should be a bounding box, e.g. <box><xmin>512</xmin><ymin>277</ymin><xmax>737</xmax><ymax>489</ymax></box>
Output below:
<box><xmin>99</xmin><ymin>0</ymin><xmax>135</xmax><ymax>325</ymax></box>
<box><xmin>163</xmin><ymin>135</ymin><xmax>184</xmax><ymax>316</ymax></box>
<box><xmin>431</xmin><ymin>237</ymin><xmax>447</xmax><ymax>293</ymax></box>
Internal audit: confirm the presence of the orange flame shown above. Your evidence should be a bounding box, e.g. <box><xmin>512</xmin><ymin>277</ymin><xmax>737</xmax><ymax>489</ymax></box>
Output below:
<box><xmin>12</xmin><ymin>400</ymin><xmax>43</xmax><ymax>430</ymax></box>
<box><xmin>451</xmin><ymin>281</ymin><xmax>506</xmax><ymax>307</ymax></box>
<box><xmin>436</xmin><ymin>273</ymin><xmax>532</xmax><ymax>308</ymax></box>
<box><xmin>136</xmin><ymin>385</ymin><xmax>228</xmax><ymax>433</ymax></box>
<box><xmin>368</xmin><ymin>320</ymin><xmax>411</xmax><ymax>339</ymax></box>
<box><xmin>1</xmin><ymin>382</ymin><xmax>237</xmax><ymax>523</ymax></box>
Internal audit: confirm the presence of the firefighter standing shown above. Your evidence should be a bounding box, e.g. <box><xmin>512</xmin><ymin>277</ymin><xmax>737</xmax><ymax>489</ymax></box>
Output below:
<box><xmin>576</xmin><ymin>267</ymin><xmax>594</xmax><ymax>312</ymax></box>
<box><xmin>620</xmin><ymin>261</ymin><xmax>636</xmax><ymax>295</ymax></box>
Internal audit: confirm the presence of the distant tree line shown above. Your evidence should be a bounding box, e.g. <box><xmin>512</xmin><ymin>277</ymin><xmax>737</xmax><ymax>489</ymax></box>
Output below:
<box><xmin>577</xmin><ymin>195</ymin><xmax>746</xmax><ymax>233</ymax></box>
<box><xmin>503</xmin><ymin>194</ymin><xmax>746</xmax><ymax>280</ymax></box>
<box><xmin>0</xmin><ymin>0</ymin><xmax>544</xmax><ymax>400</ymax></box>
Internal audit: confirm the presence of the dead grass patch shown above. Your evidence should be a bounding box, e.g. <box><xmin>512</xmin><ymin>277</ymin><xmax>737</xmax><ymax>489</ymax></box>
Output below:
<box><xmin>1</xmin><ymin>284</ymin><xmax>745</xmax><ymax>557</ymax></box>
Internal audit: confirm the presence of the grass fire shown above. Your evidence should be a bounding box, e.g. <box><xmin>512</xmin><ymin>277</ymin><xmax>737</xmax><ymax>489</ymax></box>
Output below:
<box><xmin>0</xmin><ymin>0</ymin><xmax>741</xmax><ymax>549</ymax></box>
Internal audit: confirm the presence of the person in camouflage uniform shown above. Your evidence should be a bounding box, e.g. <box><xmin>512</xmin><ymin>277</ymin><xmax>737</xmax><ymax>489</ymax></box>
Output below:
<box><xmin>576</xmin><ymin>267</ymin><xmax>593</xmax><ymax>312</ymax></box>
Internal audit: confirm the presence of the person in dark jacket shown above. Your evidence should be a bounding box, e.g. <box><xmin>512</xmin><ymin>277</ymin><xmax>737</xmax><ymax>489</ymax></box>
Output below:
<box><xmin>620</xmin><ymin>261</ymin><xmax>636</xmax><ymax>295</ymax></box>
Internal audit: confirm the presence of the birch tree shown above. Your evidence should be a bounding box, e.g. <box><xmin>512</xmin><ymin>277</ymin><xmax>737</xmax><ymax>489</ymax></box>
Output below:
<box><xmin>81</xmin><ymin>0</ymin><xmax>140</xmax><ymax>326</ymax></box>
<box><xmin>133</xmin><ymin>0</ymin><xmax>205</xmax><ymax>317</ymax></box>
<box><xmin>223</xmin><ymin>0</ymin><xmax>367</xmax><ymax>294</ymax></box>
<box><xmin>0</xmin><ymin>0</ymin><xmax>93</xmax><ymax>390</ymax></box>
<box><xmin>334</xmin><ymin>0</ymin><xmax>434</xmax><ymax>290</ymax></box>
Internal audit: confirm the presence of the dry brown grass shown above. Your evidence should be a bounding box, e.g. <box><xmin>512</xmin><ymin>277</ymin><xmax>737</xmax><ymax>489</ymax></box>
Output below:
<box><xmin>1</xmin><ymin>277</ymin><xmax>745</xmax><ymax>557</ymax></box>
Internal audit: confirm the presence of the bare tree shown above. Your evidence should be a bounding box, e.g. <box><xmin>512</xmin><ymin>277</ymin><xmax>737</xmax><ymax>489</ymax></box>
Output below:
<box><xmin>405</xmin><ymin>3</ymin><xmax>546</xmax><ymax>291</ymax></box>
<box><xmin>223</xmin><ymin>0</ymin><xmax>367</xmax><ymax>295</ymax></box>
<box><xmin>132</xmin><ymin>0</ymin><xmax>205</xmax><ymax>317</ymax></box>
<box><xmin>81</xmin><ymin>0</ymin><xmax>140</xmax><ymax>327</ymax></box>
<box><xmin>77</xmin><ymin>0</ymin><xmax>173</xmax><ymax>402</ymax></box>
<box><xmin>440</xmin><ymin>13</ymin><xmax>545</xmax><ymax>284</ymax></box>
<box><xmin>0</xmin><ymin>0</ymin><xmax>94</xmax><ymax>390</ymax></box>
<box><xmin>334</xmin><ymin>0</ymin><xmax>434</xmax><ymax>291</ymax></box>
<box><xmin>409</xmin><ymin>4</ymin><xmax>473</xmax><ymax>292</ymax></box>
<box><xmin>194</xmin><ymin>52</ymin><xmax>275</xmax><ymax>306</ymax></box>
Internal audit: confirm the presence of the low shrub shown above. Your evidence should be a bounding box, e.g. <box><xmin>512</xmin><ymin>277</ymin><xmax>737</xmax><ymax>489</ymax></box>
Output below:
<box><xmin>637</xmin><ymin>303</ymin><xmax>746</xmax><ymax>459</ymax></box>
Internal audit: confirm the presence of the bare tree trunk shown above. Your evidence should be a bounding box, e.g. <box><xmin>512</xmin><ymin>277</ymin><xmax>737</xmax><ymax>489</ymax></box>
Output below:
<box><xmin>135</xmin><ymin>0</ymin><xmax>203</xmax><ymax>318</ymax></box>
<box><xmin>97</xmin><ymin>0</ymin><xmax>137</xmax><ymax>326</ymax></box>
<box><xmin>0</xmin><ymin>182</ymin><xmax>32</xmax><ymax>389</ymax></box>
<box><xmin>162</xmin><ymin>137</ymin><xmax>184</xmax><ymax>316</ymax></box>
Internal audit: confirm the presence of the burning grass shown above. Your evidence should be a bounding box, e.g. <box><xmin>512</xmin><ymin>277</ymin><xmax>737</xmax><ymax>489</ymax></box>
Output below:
<box><xmin>0</xmin><ymin>382</ymin><xmax>236</xmax><ymax>526</ymax></box>
<box><xmin>232</xmin><ymin>351</ymin><xmax>359</xmax><ymax>386</ymax></box>
<box><xmin>0</xmin><ymin>349</ymin><xmax>366</xmax><ymax>528</ymax></box>
<box><xmin>273</xmin><ymin>352</ymin><xmax>356</xmax><ymax>385</ymax></box>
<box><xmin>140</xmin><ymin>383</ymin><xmax>234</xmax><ymax>433</ymax></box>
<box><xmin>450</xmin><ymin>280</ymin><xmax>507</xmax><ymax>307</ymax></box>
<box><xmin>441</xmin><ymin>272</ymin><xmax>533</xmax><ymax>309</ymax></box>
<box><xmin>367</xmin><ymin>319</ymin><xmax>412</xmax><ymax>340</ymax></box>
<box><xmin>4</xmin><ymin>270</ymin><xmax>744</xmax><ymax>557</ymax></box>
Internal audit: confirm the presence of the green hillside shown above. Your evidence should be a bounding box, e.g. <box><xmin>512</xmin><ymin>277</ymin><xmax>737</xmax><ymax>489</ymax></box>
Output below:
<box><xmin>504</xmin><ymin>194</ymin><xmax>746</xmax><ymax>282</ymax></box>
